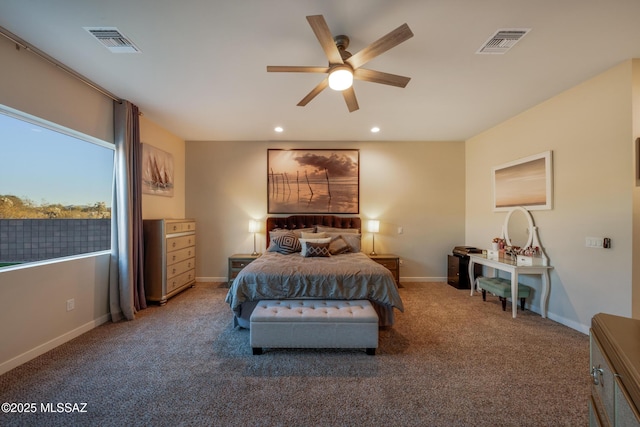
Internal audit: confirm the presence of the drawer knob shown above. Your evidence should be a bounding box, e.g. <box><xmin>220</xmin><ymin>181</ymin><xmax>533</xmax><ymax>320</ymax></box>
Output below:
<box><xmin>591</xmin><ymin>365</ymin><xmax>604</xmax><ymax>386</ymax></box>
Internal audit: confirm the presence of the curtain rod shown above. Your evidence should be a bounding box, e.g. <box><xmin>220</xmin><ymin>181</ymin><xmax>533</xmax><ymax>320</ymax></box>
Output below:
<box><xmin>0</xmin><ymin>26</ymin><xmax>123</xmax><ymax>103</ymax></box>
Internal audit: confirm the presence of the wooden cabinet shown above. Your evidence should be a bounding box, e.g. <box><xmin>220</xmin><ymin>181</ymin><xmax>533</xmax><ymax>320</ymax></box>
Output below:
<box><xmin>369</xmin><ymin>254</ymin><xmax>400</xmax><ymax>287</ymax></box>
<box><xmin>228</xmin><ymin>254</ymin><xmax>260</xmax><ymax>287</ymax></box>
<box><xmin>590</xmin><ymin>313</ymin><xmax>640</xmax><ymax>426</ymax></box>
<box><xmin>143</xmin><ymin>219</ymin><xmax>196</xmax><ymax>305</ymax></box>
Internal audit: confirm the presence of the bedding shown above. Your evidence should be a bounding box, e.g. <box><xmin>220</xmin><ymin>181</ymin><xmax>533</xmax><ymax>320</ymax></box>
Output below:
<box><xmin>225</xmin><ymin>251</ymin><xmax>404</xmax><ymax>327</ymax></box>
<box><xmin>225</xmin><ymin>215</ymin><xmax>404</xmax><ymax>328</ymax></box>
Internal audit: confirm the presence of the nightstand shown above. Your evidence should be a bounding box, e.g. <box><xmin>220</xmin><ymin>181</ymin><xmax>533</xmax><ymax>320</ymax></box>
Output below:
<box><xmin>228</xmin><ymin>253</ymin><xmax>260</xmax><ymax>287</ymax></box>
<box><xmin>369</xmin><ymin>254</ymin><xmax>401</xmax><ymax>287</ymax></box>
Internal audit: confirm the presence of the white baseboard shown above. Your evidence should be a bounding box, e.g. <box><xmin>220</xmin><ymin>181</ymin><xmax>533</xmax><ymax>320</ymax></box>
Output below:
<box><xmin>0</xmin><ymin>313</ymin><xmax>111</xmax><ymax>375</ymax></box>
<box><xmin>495</xmin><ymin>300</ymin><xmax>589</xmax><ymax>335</ymax></box>
<box><xmin>400</xmin><ymin>277</ymin><xmax>447</xmax><ymax>282</ymax></box>
<box><xmin>196</xmin><ymin>276</ymin><xmax>227</xmax><ymax>283</ymax></box>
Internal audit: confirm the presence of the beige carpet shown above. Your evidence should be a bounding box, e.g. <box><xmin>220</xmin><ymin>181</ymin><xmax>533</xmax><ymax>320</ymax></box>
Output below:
<box><xmin>0</xmin><ymin>281</ymin><xmax>589</xmax><ymax>426</ymax></box>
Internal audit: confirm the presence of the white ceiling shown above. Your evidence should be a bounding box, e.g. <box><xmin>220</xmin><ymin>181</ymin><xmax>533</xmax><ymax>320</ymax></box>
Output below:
<box><xmin>2</xmin><ymin>0</ymin><xmax>640</xmax><ymax>142</ymax></box>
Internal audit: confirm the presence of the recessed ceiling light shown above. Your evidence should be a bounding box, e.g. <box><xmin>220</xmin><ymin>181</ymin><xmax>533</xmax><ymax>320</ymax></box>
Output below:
<box><xmin>371</xmin><ymin>127</ymin><xmax>380</xmax><ymax>133</ymax></box>
<box><xmin>274</xmin><ymin>126</ymin><xmax>283</xmax><ymax>132</ymax></box>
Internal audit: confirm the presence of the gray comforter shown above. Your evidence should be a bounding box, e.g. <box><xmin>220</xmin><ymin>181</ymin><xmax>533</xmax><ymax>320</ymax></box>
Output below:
<box><xmin>225</xmin><ymin>251</ymin><xmax>404</xmax><ymax>315</ymax></box>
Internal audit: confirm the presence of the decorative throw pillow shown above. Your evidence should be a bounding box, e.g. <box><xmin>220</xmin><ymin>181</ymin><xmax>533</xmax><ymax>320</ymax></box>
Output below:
<box><xmin>291</xmin><ymin>228</ymin><xmax>316</xmax><ymax>237</ymax></box>
<box><xmin>324</xmin><ymin>232</ymin><xmax>361</xmax><ymax>253</ymax></box>
<box><xmin>299</xmin><ymin>237</ymin><xmax>331</xmax><ymax>256</ymax></box>
<box><xmin>301</xmin><ymin>241</ymin><xmax>331</xmax><ymax>257</ymax></box>
<box><xmin>300</xmin><ymin>231</ymin><xmax>327</xmax><ymax>239</ymax></box>
<box><xmin>329</xmin><ymin>235</ymin><xmax>351</xmax><ymax>255</ymax></box>
<box><xmin>267</xmin><ymin>232</ymin><xmax>301</xmax><ymax>254</ymax></box>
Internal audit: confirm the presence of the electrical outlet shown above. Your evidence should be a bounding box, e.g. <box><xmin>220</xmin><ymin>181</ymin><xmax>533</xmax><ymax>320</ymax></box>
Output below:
<box><xmin>397</xmin><ymin>226</ymin><xmax>403</xmax><ymax>235</ymax></box>
<box><xmin>66</xmin><ymin>298</ymin><xmax>75</xmax><ymax>311</ymax></box>
<box><xmin>399</xmin><ymin>259</ymin><xmax>404</xmax><ymax>265</ymax></box>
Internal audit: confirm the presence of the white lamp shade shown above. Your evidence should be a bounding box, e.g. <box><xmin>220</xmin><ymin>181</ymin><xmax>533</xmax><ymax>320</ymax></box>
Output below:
<box><xmin>328</xmin><ymin>67</ymin><xmax>353</xmax><ymax>91</ymax></box>
<box><xmin>367</xmin><ymin>220</ymin><xmax>380</xmax><ymax>233</ymax></box>
<box><xmin>248</xmin><ymin>220</ymin><xmax>259</xmax><ymax>233</ymax></box>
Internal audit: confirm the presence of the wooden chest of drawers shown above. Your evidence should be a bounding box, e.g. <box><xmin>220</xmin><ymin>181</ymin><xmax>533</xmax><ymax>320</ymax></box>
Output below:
<box><xmin>143</xmin><ymin>219</ymin><xmax>196</xmax><ymax>305</ymax></box>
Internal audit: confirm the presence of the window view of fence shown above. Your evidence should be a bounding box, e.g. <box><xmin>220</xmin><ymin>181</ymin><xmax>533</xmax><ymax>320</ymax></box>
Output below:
<box><xmin>0</xmin><ymin>106</ymin><xmax>114</xmax><ymax>268</ymax></box>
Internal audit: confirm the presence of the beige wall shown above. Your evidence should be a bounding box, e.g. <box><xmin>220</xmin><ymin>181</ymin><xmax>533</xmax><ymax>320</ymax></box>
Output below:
<box><xmin>466</xmin><ymin>60</ymin><xmax>635</xmax><ymax>332</ymax></box>
<box><xmin>0</xmin><ymin>35</ymin><xmax>114</xmax><ymax>374</ymax></box>
<box><xmin>0</xmin><ymin>35</ymin><xmax>113</xmax><ymax>142</ymax></box>
<box><xmin>185</xmin><ymin>140</ymin><xmax>467</xmax><ymax>282</ymax></box>
<box><xmin>0</xmin><ymin>34</ymin><xmax>187</xmax><ymax>374</ymax></box>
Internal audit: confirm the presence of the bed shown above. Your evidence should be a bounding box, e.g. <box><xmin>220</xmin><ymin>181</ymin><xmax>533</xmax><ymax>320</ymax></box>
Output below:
<box><xmin>225</xmin><ymin>215</ymin><xmax>404</xmax><ymax>328</ymax></box>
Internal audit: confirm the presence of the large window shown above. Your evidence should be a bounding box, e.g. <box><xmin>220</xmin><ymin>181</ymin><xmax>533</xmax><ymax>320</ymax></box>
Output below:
<box><xmin>0</xmin><ymin>105</ymin><xmax>114</xmax><ymax>269</ymax></box>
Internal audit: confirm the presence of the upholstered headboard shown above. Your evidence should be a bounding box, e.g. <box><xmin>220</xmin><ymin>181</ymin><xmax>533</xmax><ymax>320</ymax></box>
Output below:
<box><xmin>265</xmin><ymin>215</ymin><xmax>361</xmax><ymax>248</ymax></box>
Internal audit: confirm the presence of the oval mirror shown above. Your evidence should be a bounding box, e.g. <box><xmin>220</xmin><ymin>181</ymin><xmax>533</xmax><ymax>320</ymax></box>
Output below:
<box><xmin>503</xmin><ymin>206</ymin><xmax>534</xmax><ymax>249</ymax></box>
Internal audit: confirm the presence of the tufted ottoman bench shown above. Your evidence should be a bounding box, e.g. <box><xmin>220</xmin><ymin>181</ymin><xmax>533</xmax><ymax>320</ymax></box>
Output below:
<box><xmin>249</xmin><ymin>300</ymin><xmax>379</xmax><ymax>355</ymax></box>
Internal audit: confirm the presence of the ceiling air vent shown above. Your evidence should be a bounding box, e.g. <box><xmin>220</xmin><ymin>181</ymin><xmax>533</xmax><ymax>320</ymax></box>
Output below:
<box><xmin>476</xmin><ymin>28</ymin><xmax>530</xmax><ymax>54</ymax></box>
<box><xmin>83</xmin><ymin>27</ymin><xmax>140</xmax><ymax>53</ymax></box>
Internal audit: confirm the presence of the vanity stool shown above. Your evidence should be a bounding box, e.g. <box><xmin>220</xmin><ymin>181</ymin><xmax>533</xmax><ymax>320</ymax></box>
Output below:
<box><xmin>477</xmin><ymin>277</ymin><xmax>531</xmax><ymax>312</ymax></box>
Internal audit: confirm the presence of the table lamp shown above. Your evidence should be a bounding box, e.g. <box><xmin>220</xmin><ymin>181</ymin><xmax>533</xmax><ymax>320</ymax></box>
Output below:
<box><xmin>368</xmin><ymin>220</ymin><xmax>380</xmax><ymax>256</ymax></box>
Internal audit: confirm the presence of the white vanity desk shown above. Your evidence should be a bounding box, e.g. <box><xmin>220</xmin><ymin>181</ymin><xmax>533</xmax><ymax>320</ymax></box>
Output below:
<box><xmin>469</xmin><ymin>206</ymin><xmax>552</xmax><ymax>319</ymax></box>
<box><xmin>468</xmin><ymin>254</ymin><xmax>552</xmax><ymax>318</ymax></box>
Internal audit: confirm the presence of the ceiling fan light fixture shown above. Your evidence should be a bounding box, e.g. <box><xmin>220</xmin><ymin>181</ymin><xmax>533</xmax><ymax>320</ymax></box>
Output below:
<box><xmin>328</xmin><ymin>66</ymin><xmax>353</xmax><ymax>91</ymax></box>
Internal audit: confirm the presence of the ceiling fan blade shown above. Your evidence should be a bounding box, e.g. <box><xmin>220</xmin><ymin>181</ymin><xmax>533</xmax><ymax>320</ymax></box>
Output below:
<box><xmin>297</xmin><ymin>78</ymin><xmax>329</xmax><ymax>107</ymax></box>
<box><xmin>267</xmin><ymin>66</ymin><xmax>330</xmax><ymax>73</ymax></box>
<box><xmin>353</xmin><ymin>68</ymin><xmax>411</xmax><ymax>88</ymax></box>
<box><xmin>306</xmin><ymin>15</ymin><xmax>343</xmax><ymax>65</ymax></box>
<box><xmin>346</xmin><ymin>23</ymin><xmax>414</xmax><ymax>70</ymax></box>
<box><xmin>342</xmin><ymin>87</ymin><xmax>359</xmax><ymax>112</ymax></box>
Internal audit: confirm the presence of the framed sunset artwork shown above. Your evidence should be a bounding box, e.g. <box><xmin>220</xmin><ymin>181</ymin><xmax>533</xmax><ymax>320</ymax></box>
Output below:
<box><xmin>267</xmin><ymin>149</ymin><xmax>359</xmax><ymax>214</ymax></box>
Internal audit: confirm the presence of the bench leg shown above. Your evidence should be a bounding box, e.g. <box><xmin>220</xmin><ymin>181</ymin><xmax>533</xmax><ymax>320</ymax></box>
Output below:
<box><xmin>481</xmin><ymin>289</ymin><xmax>486</xmax><ymax>301</ymax></box>
<box><xmin>520</xmin><ymin>298</ymin><xmax>526</xmax><ymax>311</ymax></box>
<box><xmin>366</xmin><ymin>348</ymin><xmax>376</xmax><ymax>356</ymax></box>
<box><xmin>499</xmin><ymin>297</ymin><xmax>507</xmax><ymax>311</ymax></box>
<box><xmin>252</xmin><ymin>347</ymin><xmax>263</xmax><ymax>355</ymax></box>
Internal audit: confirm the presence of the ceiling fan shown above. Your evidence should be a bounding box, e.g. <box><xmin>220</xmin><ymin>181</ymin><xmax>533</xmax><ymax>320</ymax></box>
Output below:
<box><xmin>267</xmin><ymin>15</ymin><xmax>414</xmax><ymax>112</ymax></box>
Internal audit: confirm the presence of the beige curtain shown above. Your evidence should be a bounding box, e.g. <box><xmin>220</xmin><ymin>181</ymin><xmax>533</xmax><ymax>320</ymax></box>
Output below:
<box><xmin>109</xmin><ymin>100</ymin><xmax>146</xmax><ymax>321</ymax></box>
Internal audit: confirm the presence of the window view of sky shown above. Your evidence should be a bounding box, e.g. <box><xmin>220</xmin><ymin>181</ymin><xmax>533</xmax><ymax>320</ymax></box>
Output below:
<box><xmin>0</xmin><ymin>112</ymin><xmax>114</xmax><ymax>207</ymax></box>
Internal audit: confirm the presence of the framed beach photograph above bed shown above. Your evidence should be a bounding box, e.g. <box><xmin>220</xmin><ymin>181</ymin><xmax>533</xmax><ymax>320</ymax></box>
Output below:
<box><xmin>493</xmin><ymin>150</ymin><xmax>553</xmax><ymax>211</ymax></box>
<box><xmin>267</xmin><ymin>149</ymin><xmax>359</xmax><ymax>214</ymax></box>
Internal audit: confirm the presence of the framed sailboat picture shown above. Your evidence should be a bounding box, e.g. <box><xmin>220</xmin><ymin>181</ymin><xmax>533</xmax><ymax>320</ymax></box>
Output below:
<box><xmin>142</xmin><ymin>143</ymin><xmax>174</xmax><ymax>197</ymax></box>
